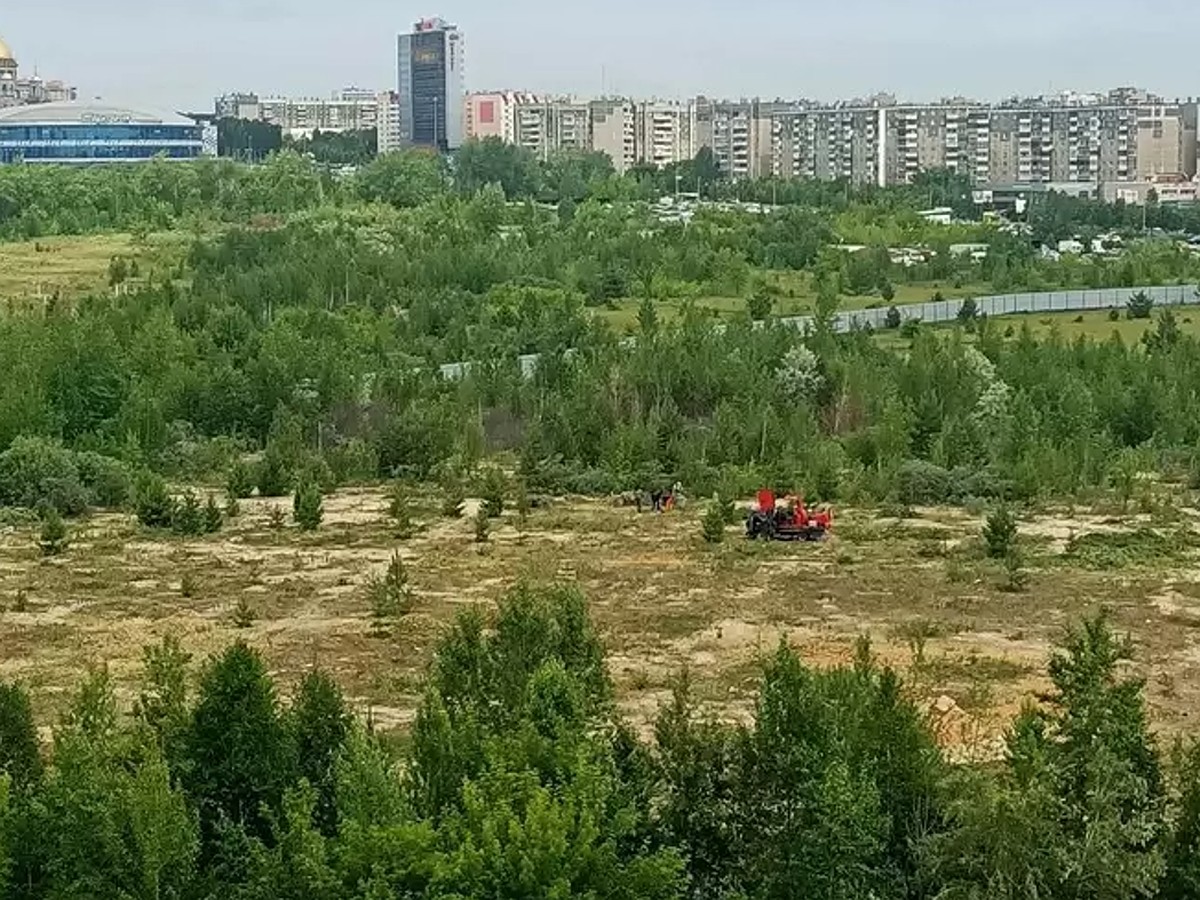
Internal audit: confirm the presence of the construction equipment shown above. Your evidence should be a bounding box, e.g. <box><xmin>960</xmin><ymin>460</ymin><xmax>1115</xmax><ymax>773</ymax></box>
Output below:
<box><xmin>745</xmin><ymin>489</ymin><xmax>832</xmax><ymax>542</ymax></box>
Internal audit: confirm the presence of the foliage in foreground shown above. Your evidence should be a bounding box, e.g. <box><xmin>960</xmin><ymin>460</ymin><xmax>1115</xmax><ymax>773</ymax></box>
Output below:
<box><xmin>0</xmin><ymin>585</ymin><xmax>1196</xmax><ymax>900</ymax></box>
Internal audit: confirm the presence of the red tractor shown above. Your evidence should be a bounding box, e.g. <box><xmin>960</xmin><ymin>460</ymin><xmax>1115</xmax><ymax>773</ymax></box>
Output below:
<box><xmin>745</xmin><ymin>490</ymin><xmax>832</xmax><ymax>542</ymax></box>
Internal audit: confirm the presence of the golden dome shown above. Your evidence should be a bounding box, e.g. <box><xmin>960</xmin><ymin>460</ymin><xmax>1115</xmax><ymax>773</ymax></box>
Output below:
<box><xmin>0</xmin><ymin>38</ymin><xmax>14</xmax><ymax>62</ymax></box>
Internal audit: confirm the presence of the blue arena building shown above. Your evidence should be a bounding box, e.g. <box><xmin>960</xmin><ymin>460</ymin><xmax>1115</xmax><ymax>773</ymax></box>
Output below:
<box><xmin>0</xmin><ymin>101</ymin><xmax>203</xmax><ymax>164</ymax></box>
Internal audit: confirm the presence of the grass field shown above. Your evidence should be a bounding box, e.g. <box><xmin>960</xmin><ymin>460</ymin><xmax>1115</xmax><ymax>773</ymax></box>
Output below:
<box><xmin>596</xmin><ymin>273</ymin><xmax>997</xmax><ymax>330</ymax></box>
<box><xmin>0</xmin><ymin>232</ymin><xmax>186</xmax><ymax>307</ymax></box>
<box><xmin>5</xmin><ymin>485</ymin><xmax>1200</xmax><ymax>755</ymax></box>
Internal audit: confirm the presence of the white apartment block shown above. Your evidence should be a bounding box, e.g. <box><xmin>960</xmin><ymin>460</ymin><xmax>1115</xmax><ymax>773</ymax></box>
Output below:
<box><xmin>634</xmin><ymin>100</ymin><xmax>696</xmax><ymax>169</ymax></box>
<box><xmin>508</xmin><ymin>97</ymin><xmax>591</xmax><ymax>160</ymax></box>
<box><xmin>215</xmin><ymin>89</ymin><xmax>388</xmax><ymax>139</ymax></box>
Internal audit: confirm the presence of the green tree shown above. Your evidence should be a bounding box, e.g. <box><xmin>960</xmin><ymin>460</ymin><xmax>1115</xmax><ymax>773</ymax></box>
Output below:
<box><xmin>257</xmin><ymin>445</ymin><xmax>293</xmax><ymax>499</ymax></box>
<box><xmin>368</xmin><ymin>551</ymin><xmax>415</xmax><ymax>634</ymax></box>
<box><xmin>38</xmin><ymin>507</ymin><xmax>69</xmax><ymax>556</ymax></box>
<box><xmin>135</xmin><ymin>471</ymin><xmax>175</xmax><ymax>529</ymax></box>
<box><xmin>134</xmin><ymin>636</ymin><xmax>192</xmax><ymax>773</ymax></box>
<box><xmin>982</xmin><ymin>504</ymin><xmax>1018</xmax><ymax>559</ymax></box>
<box><xmin>289</xmin><ymin>671</ymin><xmax>350</xmax><ymax>838</ymax></box>
<box><xmin>454</xmin><ymin>137</ymin><xmax>541</xmax><ymax>198</ymax></box>
<box><xmin>479</xmin><ymin>466</ymin><xmax>507</xmax><ymax>518</ymax></box>
<box><xmin>701</xmin><ymin>501</ymin><xmax>726</xmax><ymax>544</ymax></box>
<box><xmin>387</xmin><ymin>481</ymin><xmax>416</xmax><ymax>538</ymax></box>
<box><xmin>928</xmin><ymin>613</ymin><xmax>1165</xmax><ymax>900</ymax></box>
<box><xmin>748</xmin><ymin>288</ymin><xmax>774</xmax><ymax>321</ymax></box>
<box><xmin>184</xmin><ymin>643</ymin><xmax>296</xmax><ymax>848</ymax></box>
<box><xmin>1163</xmin><ymin>740</ymin><xmax>1200</xmax><ymax>899</ymax></box>
<box><xmin>293</xmin><ymin>481</ymin><xmax>324</xmax><ymax>531</ymax></box>
<box><xmin>0</xmin><ymin>681</ymin><xmax>42</xmax><ymax>794</ymax></box>
<box><xmin>357</xmin><ymin>149</ymin><xmax>446</xmax><ymax>207</ymax></box>
<box><xmin>226</xmin><ymin>460</ymin><xmax>255</xmax><ymax>500</ymax></box>
<box><xmin>171</xmin><ymin>490</ymin><xmax>205</xmax><ymax>536</ymax></box>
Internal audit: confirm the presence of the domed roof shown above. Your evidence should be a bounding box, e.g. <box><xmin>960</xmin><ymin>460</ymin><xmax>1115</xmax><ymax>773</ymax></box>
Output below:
<box><xmin>0</xmin><ymin>37</ymin><xmax>14</xmax><ymax>62</ymax></box>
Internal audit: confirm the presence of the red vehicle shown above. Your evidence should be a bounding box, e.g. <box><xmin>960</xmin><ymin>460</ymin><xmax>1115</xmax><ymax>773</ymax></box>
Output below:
<box><xmin>745</xmin><ymin>489</ymin><xmax>832</xmax><ymax>542</ymax></box>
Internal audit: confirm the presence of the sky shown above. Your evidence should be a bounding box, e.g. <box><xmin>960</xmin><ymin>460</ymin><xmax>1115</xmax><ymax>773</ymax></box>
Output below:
<box><xmin>1</xmin><ymin>0</ymin><xmax>1197</xmax><ymax>112</ymax></box>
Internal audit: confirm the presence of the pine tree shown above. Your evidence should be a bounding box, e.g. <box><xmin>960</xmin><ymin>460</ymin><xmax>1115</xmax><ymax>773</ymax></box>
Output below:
<box><xmin>289</xmin><ymin>670</ymin><xmax>350</xmax><ymax>837</ymax></box>
<box><xmin>38</xmin><ymin>508</ymin><xmax>69</xmax><ymax>556</ymax></box>
<box><xmin>368</xmin><ymin>551</ymin><xmax>415</xmax><ymax>634</ymax></box>
<box><xmin>293</xmin><ymin>482</ymin><xmax>323</xmax><ymax>531</ymax></box>
<box><xmin>203</xmin><ymin>495</ymin><xmax>224</xmax><ymax>534</ymax></box>
<box><xmin>256</xmin><ymin>446</ymin><xmax>292</xmax><ymax>498</ymax></box>
<box><xmin>171</xmin><ymin>490</ymin><xmax>205</xmax><ymax>536</ymax></box>
<box><xmin>0</xmin><ymin>681</ymin><xmax>43</xmax><ymax>793</ymax></box>
<box><xmin>702</xmin><ymin>501</ymin><xmax>726</xmax><ymax>544</ymax></box>
<box><xmin>226</xmin><ymin>460</ymin><xmax>255</xmax><ymax>500</ymax></box>
<box><xmin>387</xmin><ymin>481</ymin><xmax>415</xmax><ymax>538</ymax></box>
<box><xmin>479</xmin><ymin>466</ymin><xmax>507</xmax><ymax>518</ymax></box>
<box><xmin>184</xmin><ymin>643</ymin><xmax>295</xmax><ymax>847</ymax></box>
<box><xmin>983</xmin><ymin>504</ymin><xmax>1017</xmax><ymax>559</ymax></box>
<box><xmin>474</xmin><ymin>506</ymin><xmax>491</xmax><ymax>544</ymax></box>
<box><xmin>135</xmin><ymin>471</ymin><xmax>175</xmax><ymax>529</ymax></box>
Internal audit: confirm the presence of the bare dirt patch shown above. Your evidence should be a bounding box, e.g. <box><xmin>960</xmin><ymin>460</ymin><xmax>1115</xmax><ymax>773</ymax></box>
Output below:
<box><xmin>3</xmin><ymin>489</ymin><xmax>1200</xmax><ymax>747</ymax></box>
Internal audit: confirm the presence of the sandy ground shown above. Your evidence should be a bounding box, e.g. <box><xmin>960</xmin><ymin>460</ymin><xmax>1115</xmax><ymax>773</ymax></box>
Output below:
<box><xmin>4</xmin><ymin>487</ymin><xmax>1200</xmax><ymax>755</ymax></box>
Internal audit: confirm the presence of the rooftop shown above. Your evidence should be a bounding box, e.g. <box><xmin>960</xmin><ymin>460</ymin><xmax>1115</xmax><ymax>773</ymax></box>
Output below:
<box><xmin>0</xmin><ymin>101</ymin><xmax>194</xmax><ymax>126</ymax></box>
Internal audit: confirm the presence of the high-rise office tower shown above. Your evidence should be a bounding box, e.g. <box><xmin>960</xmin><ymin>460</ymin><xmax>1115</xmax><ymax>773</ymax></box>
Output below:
<box><xmin>397</xmin><ymin>16</ymin><xmax>465</xmax><ymax>151</ymax></box>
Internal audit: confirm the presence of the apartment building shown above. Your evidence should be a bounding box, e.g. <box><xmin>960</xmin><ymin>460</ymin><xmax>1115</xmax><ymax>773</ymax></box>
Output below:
<box><xmin>460</xmin><ymin>86</ymin><xmax>1197</xmax><ymax>190</ymax></box>
<box><xmin>696</xmin><ymin>98</ymin><xmax>773</xmax><ymax>179</ymax></box>
<box><xmin>1136</xmin><ymin>100</ymin><xmax>1198</xmax><ymax>179</ymax></box>
<box><xmin>634</xmin><ymin>100</ymin><xmax>696</xmax><ymax>169</ymax></box>
<box><xmin>508</xmin><ymin>96</ymin><xmax>590</xmax><ymax>160</ymax></box>
<box><xmin>214</xmin><ymin>89</ymin><xmax>387</xmax><ymax>138</ymax></box>
<box><xmin>589</xmin><ymin>98</ymin><xmax>636</xmax><ymax>172</ymax></box>
<box><xmin>464</xmin><ymin>91</ymin><xmax>537</xmax><ymax>143</ymax></box>
<box><xmin>772</xmin><ymin>104</ymin><xmax>884</xmax><ymax>185</ymax></box>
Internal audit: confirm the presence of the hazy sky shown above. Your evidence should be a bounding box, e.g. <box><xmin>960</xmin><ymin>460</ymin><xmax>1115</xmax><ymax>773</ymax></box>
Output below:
<box><xmin>2</xmin><ymin>0</ymin><xmax>1197</xmax><ymax>112</ymax></box>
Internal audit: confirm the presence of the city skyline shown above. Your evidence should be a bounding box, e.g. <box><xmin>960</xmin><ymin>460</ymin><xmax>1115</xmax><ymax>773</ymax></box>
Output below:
<box><xmin>1</xmin><ymin>0</ymin><xmax>1197</xmax><ymax>112</ymax></box>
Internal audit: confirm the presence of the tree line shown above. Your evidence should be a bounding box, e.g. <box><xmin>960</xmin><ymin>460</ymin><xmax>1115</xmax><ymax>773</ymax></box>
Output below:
<box><xmin>0</xmin><ymin>585</ymin><xmax>1197</xmax><ymax>899</ymax></box>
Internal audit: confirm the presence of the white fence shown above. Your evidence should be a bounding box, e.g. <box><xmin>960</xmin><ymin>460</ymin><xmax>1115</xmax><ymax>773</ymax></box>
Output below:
<box><xmin>785</xmin><ymin>283</ymin><xmax>1200</xmax><ymax>334</ymax></box>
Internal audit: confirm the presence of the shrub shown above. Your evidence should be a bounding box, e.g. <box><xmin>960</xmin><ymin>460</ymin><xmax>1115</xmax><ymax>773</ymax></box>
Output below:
<box><xmin>441</xmin><ymin>487</ymin><xmax>466</xmax><ymax>519</ymax></box>
<box><xmin>900</xmin><ymin>318</ymin><xmax>921</xmax><ymax>339</ymax></box>
<box><xmin>884</xmin><ymin>305</ymin><xmax>902</xmax><ymax>329</ymax></box>
<box><xmin>38</xmin><ymin>508</ymin><xmax>69</xmax><ymax>557</ymax></box>
<box><xmin>702</xmin><ymin>501</ymin><xmax>726</xmax><ymax>544</ymax></box>
<box><xmin>880</xmin><ymin>281</ymin><xmax>896</xmax><ymax>302</ymax></box>
<box><xmin>226</xmin><ymin>460</ymin><xmax>255</xmax><ymax>500</ymax></box>
<box><xmin>983</xmin><ymin>504</ymin><xmax>1018</xmax><ymax>559</ymax></box>
<box><xmin>74</xmin><ymin>452</ymin><xmax>133</xmax><ymax>508</ymax></box>
<box><xmin>1109</xmin><ymin>307</ymin><xmax>1121</xmax><ymax>322</ymax></box>
<box><xmin>747</xmin><ymin>289</ymin><xmax>773</xmax><ymax>321</ymax></box>
<box><xmin>895</xmin><ymin>460</ymin><xmax>953</xmax><ymax>506</ymax></box>
<box><xmin>135</xmin><ymin>471</ymin><xmax>176</xmax><ymax>529</ymax></box>
<box><xmin>473</xmin><ymin>506</ymin><xmax>490</xmax><ymax>543</ymax></box>
<box><xmin>0</xmin><ymin>436</ymin><xmax>88</xmax><ymax>515</ymax></box>
<box><xmin>1126</xmin><ymin>290</ymin><xmax>1154</xmax><ymax>320</ymax></box>
<box><xmin>957</xmin><ymin>297</ymin><xmax>978</xmax><ymax>321</ymax></box>
<box><xmin>327</xmin><ymin>438</ymin><xmax>379</xmax><ymax>485</ymax></box>
<box><xmin>293</xmin><ymin>482</ymin><xmax>324</xmax><ymax>531</ymax></box>
<box><xmin>233</xmin><ymin>597</ymin><xmax>255</xmax><ymax>629</ymax></box>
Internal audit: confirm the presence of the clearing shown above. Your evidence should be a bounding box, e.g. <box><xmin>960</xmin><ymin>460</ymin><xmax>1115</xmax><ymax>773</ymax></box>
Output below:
<box><xmin>3</xmin><ymin>488</ymin><xmax>1200</xmax><ymax>755</ymax></box>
